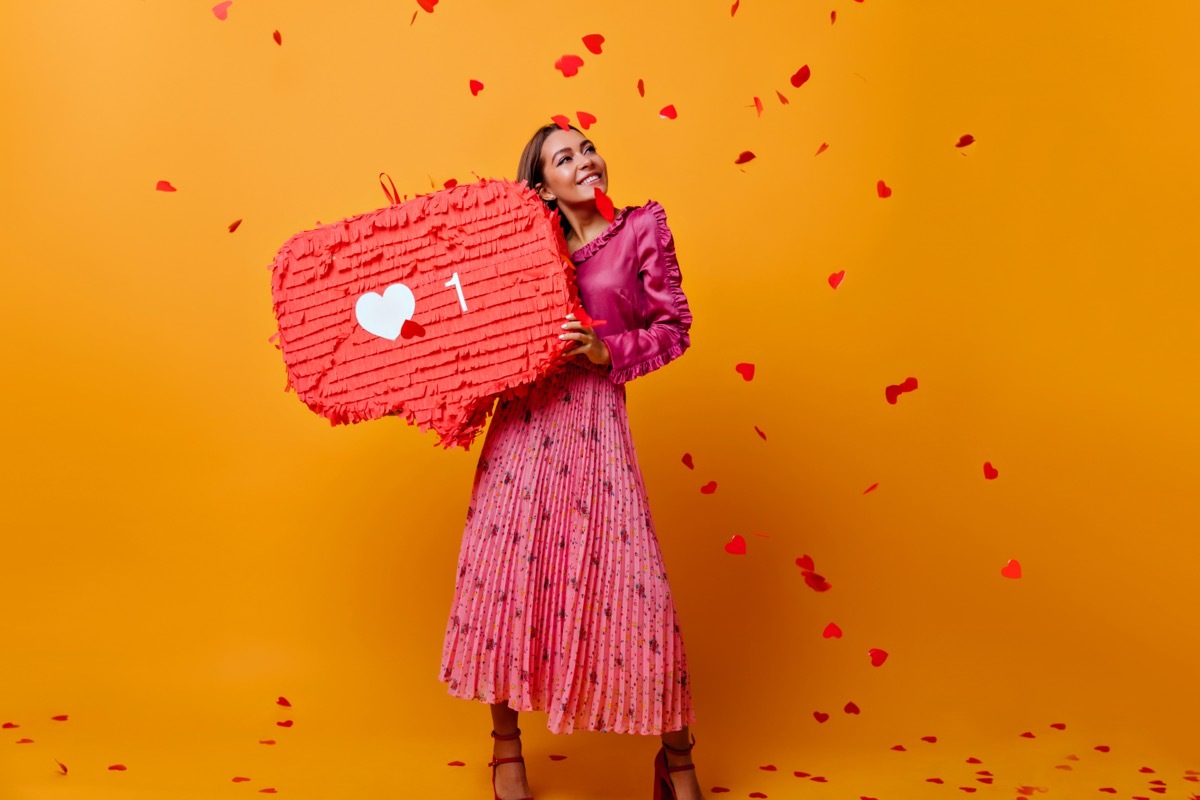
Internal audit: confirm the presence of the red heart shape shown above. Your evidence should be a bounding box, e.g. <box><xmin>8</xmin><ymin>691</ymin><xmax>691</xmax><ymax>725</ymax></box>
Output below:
<box><xmin>581</xmin><ymin>33</ymin><xmax>604</xmax><ymax>54</ymax></box>
<box><xmin>681</xmin><ymin>453</ymin><xmax>694</xmax><ymax>469</ymax></box>
<box><xmin>271</xmin><ymin>179</ymin><xmax>578</xmax><ymax>449</ymax></box>
<box><xmin>828</xmin><ymin>270</ymin><xmax>845</xmax><ymax>289</ymax></box>
<box><xmin>1094</xmin><ymin>745</ymin><xmax>1111</xmax><ymax>753</ymax></box>
<box><xmin>1049</xmin><ymin>722</ymin><xmax>1066</xmax><ymax>730</ymax></box>
<box><xmin>844</xmin><ymin>701</ymin><xmax>860</xmax><ymax>714</ymax></box>
<box><xmin>417</xmin><ymin>0</ymin><xmax>437</xmax><ymax>11</ymax></box>
<box><xmin>813</xmin><ymin>711</ymin><xmax>829</xmax><ymax>723</ymax></box>
<box><xmin>277</xmin><ymin>696</ymin><xmax>291</xmax><ymax>707</ymax></box>
<box><xmin>108</xmin><ymin>764</ymin><xmax>127</xmax><ymax>771</ymax></box>
<box><xmin>232</xmin><ymin>777</ymin><xmax>252</xmax><ymax>782</ymax></box>
<box><xmin>659</xmin><ymin>104</ymin><xmax>678</xmax><ymax>119</ymax></box>
<box><xmin>212</xmin><ymin>1</ymin><xmax>232</xmax><ymax>20</ymax></box>
<box><xmin>724</xmin><ymin>535</ymin><xmax>746</xmax><ymax>555</ymax></box>
<box><xmin>803</xmin><ymin>571</ymin><xmax>832</xmax><ymax>592</ymax></box>
<box><xmin>921</xmin><ymin>736</ymin><xmax>937</xmax><ymax>743</ymax></box>
<box><xmin>700</xmin><ymin>480</ymin><xmax>717</xmax><ymax>494</ymax></box>
<box><xmin>594</xmin><ymin>187</ymin><xmax>615</xmax><ymax>222</ymax></box>
<box><xmin>890</xmin><ymin>745</ymin><xmax>906</xmax><ymax>751</ymax></box>
<box><xmin>759</xmin><ymin>764</ymin><xmax>777</xmax><ymax>771</ymax></box>
<box><xmin>822</xmin><ymin>622</ymin><xmax>842</xmax><ymax>638</ymax></box>
<box><xmin>790</xmin><ymin>64</ymin><xmax>810</xmax><ymax>87</ymax></box>
<box><xmin>1000</xmin><ymin>559</ymin><xmax>1022</xmax><ymax>579</ymax></box>
<box><xmin>576</xmin><ymin>110</ymin><xmax>597</xmax><ymax>130</ymax></box>
<box><xmin>555</xmin><ymin>54</ymin><xmax>584</xmax><ymax>77</ymax></box>
<box><xmin>735</xmin><ymin>362</ymin><xmax>755</xmax><ymax>380</ymax></box>
<box><xmin>548</xmin><ymin>754</ymin><xmax>567</xmax><ymax>761</ymax></box>
<box><xmin>795</xmin><ymin>554</ymin><xmax>815</xmax><ymax>571</ymax></box>
<box><xmin>983</xmin><ymin>461</ymin><xmax>999</xmax><ymax>479</ymax></box>
<box><xmin>868</xmin><ymin>648</ymin><xmax>888</xmax><ymax>667</ymax></box>
<box><xmin>469</xmin><ymin>79</ymin><xmax>484</xmax><ymax>96</ymax></box>
<box><xmin>877</xmin><ymin>179</ymin><xmax>892</xmax><ymax>198</ymax></box>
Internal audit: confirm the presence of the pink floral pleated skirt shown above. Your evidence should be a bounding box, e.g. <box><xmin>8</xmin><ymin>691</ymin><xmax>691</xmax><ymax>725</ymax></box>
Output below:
<box><xmin>438</xmin><ymin>358</ymin><xmax>696</xmax><ymax>735</ymax></box>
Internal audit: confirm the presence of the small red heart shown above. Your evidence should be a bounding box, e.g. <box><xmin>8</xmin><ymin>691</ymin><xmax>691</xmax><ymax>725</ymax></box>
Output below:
<box><xmin>554</xmin><ymin>54</ymin><xmax>585</xmax><ymax>77</ymax></box>
<box><xmin>1065</xmin><ymin>754</ymin><xmax>1080</xmax><ymax>761</ymax></box>
<box><xmin>759</xmin><ymin>764</ymin><xmax>777</xmax><ymax>771</ymax></box>
<box><xmin>828</xmin><ymin>270</ymin><xmax>845</xmax><ymax>289</ymax></box>
<box><xmin>1</xmin><ymin>722</ymin><xmax>17</xmax><ymax>728</ymax></box>
<box><xmin>700</xmin><ymin>481</ymin><xmax>717</xmax><ymax>494</ymax></box>
<box><xmin>890</xmin><ymin>745</ymin><xmax>906</xmax><ymax>751</ymax></box>
<box><xmin>400</xmin><ymin>318</ymin><xmax>425</xmax><ymax>339</ymax></box>
<box><xmin>55</xmin><ymin>760</ymin><xmax>67</xmax><ymax>774</ymax></box>
<box><xmin>749</xmin><ymin>794</ymin><xmax>768</xmax><ymax>799</ymax></box>
<box><xmin>50</xmin><ymin>715</ymin><xmax>68</xmax><ymax>721</ymax></box>
<box><xmin>863</xmin><ymin>482</ymin><xmax>879</xmax><ymax>493</ymax></box>
<box><xmin>735</xmin><ymin>362</ymin><xmax>755</xmax><ymax>380</ymax></box>
<box><xmin>212</xmin><ymin>1</ymin><xmax>232</xmax><ymax>20</ymax></box>
<box><xmin>233</xmin><ymin>777</ymin><xmax>252</xmax><ymax>782</ymax></box>
<box><xmin>1019</xmin><ymin>731</ymin><xmax>1036</xmax><ymax>738</ymax></box>
<box><xmin>659</xmin><ymin>104</ymin><xmax>678</xmax><ymax>119</ymax></box>
<box><xmin>869</xmin><ymin>648</ymin><xmax>888</xmax><ymax>667</ymax></box>
<box><xmin>272</xmin><ymin>29</ymin><xmax>281</xmax><ymax>45</ymax></box>
<box><xmin>822</xmin><ymin>622</ymin><xmax>842</xmax><ymax>638</ymax></box>
<box><xmin>795</xmin><ymin>554</ymin><xmax>815</xmax><ymax>571</ymax></box>
<box><xmin>844</xmin><ymin>702</ymin><xmax>860</xmax><ymax>714</ymax></box>
<box><xmin>681</xmin><ymin>453</ymin><xmax>694</xmax><ymax>469</ymax></box>
<box><xmin>803</xmin><ymin>571</ymin><xmax>832</xmax><ymax>592</ymax></box>
<box><xmin>956</xmin><ymin>134</ymin><xmax>975</xmax><ymax>148</ymax></box>
<box><xmin>810</xmin><ymin>777</ymin><xmax>828</xmax><ymax>783</ymax></box>
<box><xmin>777</xmin><ymin>90</ymin><xmax>790</xmax><ymax>105</ymax></box>
<box><xmin>966</xmin><ymin>757</ymin><xmax>982</xmax><ymax>764</ymax></box>
<box><xmin>108</xmin><ymin>764</ymin><xmax>127</xmax><ymax>771</ymax></box>
<box><xmin>983</xmin><ymin>461</ymin><xmax>998</xmax><ymax>479</ymax></box>
<box><xmin>790</xmin><ymin>64</ymin><xmax>811</xmax><ymax>87</ymax></box>
<box><xmin>921</xmin><ymin>736</ymin><xmax>937</xmax><ymax>743</ymax></box>
<box><xmin>417</xmin><ymin>0</ymin><xmax>437</xmax><ymax>11</ymax></box>
<box><xmin>813</xmin><ymin>711</ymin><xmax>829</xmax><ymax>723</ymax></box>
<box><xmin>637</xmin><ymin>78</ymin><xmax>645</xmax><ymax>97</ymax></box>
<box><xmin>576</xmin><ymin>111</ymin><xmax>597</xmax><ymax>130</ymax></box>
<box><xmin>16</xmin><ymin>738</ymin><xmax>34</xmax><ymax>744</ymax></box>
<box><xmin>276</xmin><ymin>696</ymin><xmax>291</xmax><ymax>707</ymax></box>
<box><xmin>551</xmin><ymin>114</ymin><xmax>571</xmax><ymax>130</ymax></box>
<box><xmin>594</xmin><ymin>187</ymin><xmax>614</xmax><ymax>222</ymax></box>
<box><xmin>229</xmin><ymin>218</ymin><xmax>242</xmax><ymax>233</ymax></box>
<box><xmin>1054</xmin><ymin>765</ymin><xmax>1073</xmax><ymax>771</ymax></box>
<box><xmin>548</xmin><ymin>754</ymin><xmax>567</xmax><ymax>761</ymax></box>
<box><xmin>1049</xmin><ymin>722</ymin><xmax>1066</xmax><ymax>730</ymax></box>
<box><xmin>258</xmin><ymin>740</ymin><xmax>276</xmax><ymax>745</ymax></box>
<box><xmin>752</xmin><ymin>95</ymin><xmax>762</xmax><ymax>116</ymax></box>
<box><xmin>469</xmin><ymin>79</ymin><xmax>484</xmax><ymax>96</ymax></box>
<box><xmin>754</xmin><ymin>426</ymin><xmax>766</xmax><ymax>440</ymax></box>
<box><xmin>581</xmin><ymin>33</ymin><xmax>604</xmax><ymax>54</ymax></box>
<box><xmin>926</xmin><ymin>778</ymin><xmax>944</xmax><ymax>784</ymax></box>
<box><xmin>724</xmin><ymin>535</ymin><xmax>746</xmax><ymax>555</ymax></box>
<box><xmin>877</xmin><ymin>179</ymin><xmax>892</xmax><ymax>198</ymax></box>
<box><xmin>1001</xmin><ymin>559</ymin><xmax>1022</xmax><ymax>579</ymax></box>
<box><xmin>447</xmin><ymin>761</ymin><xmax>466</xmax><ymax>766</ymax></box>
<box><xmin>711</xmin><ymin>789</ymin><xmax>730</xmax><ymax>794</ymax></box>
<box><xmin>1138</xmin><ymin>767</ymin><xmax>1156</xmax><ymax>773</ymax></box>
<box><xmin>276</xmin><ymin>720</ymin><xmax>293</xmax><ymax>727</ymax></box>
<box><xmin>735</xmin><ymin>151</ymin><xmax>756</xmax><ymax>165</ymax></box>
<box><xmin>259</xmin><ymin>789</ymin><xmax>278</xmax><ymax>794</ymax></box>
<box><xmin>1094</xmin><ymin>745</ymin><xmax>1111</xmax><ymax>753</ymax></box>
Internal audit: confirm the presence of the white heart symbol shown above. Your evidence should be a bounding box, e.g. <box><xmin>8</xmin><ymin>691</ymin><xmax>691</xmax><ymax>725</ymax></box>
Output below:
<box><xmin>355</xmin><ymin>283</ymin><xmax>416</xmax><ymax>341</ymax></box>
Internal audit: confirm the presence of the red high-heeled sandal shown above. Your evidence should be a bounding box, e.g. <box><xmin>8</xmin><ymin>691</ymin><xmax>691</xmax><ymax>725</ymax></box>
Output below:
<box><xmin>488</xmin><ymin>728</ymin><xmax>533</xmax><ymax>800</ymax></box>
<box><xmin>652</xmin><ymin>733</ymin><xmax>697</xmax><ymax>799</ymax></box>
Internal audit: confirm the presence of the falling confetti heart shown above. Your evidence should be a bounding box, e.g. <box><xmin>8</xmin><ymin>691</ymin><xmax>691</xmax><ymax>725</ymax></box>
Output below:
<box><xmin>555</xmin><ymin>55</ymin><xmax>584</xmax><ymax>77</ymax></box>
<box><xmin>700</xmin><ymin>481</ymin><xmax>717</xmax><ymax>494</ymax></box>
<box><xmin>868</xmin><ymin>648</ymin><xmax>888</xmax><ymax>666</ymax></box>
<box><xmin>156</xmin><ymin>180</ymin><xmax>176</xmax><ymax>192</ymax></box>
<box><xmin>790</xmin><ymin>65</ymin><xmax>811</xmax><ymax>87</ymax></box>
<box><xmin>212</xmin><ymin>1</ymin><xmax>232</xmax><ymax>20</ymax></box>
<box><xmin>845</xmin><ymin>702</ymin><xmax>860</xmax><ymax>714</ymax></box>
<box><xmin>681</xmin><ymin>453</ymin><xmax>694</xmax><ymax>469</ymax></box>
<box><xmin>813</xmin><ymin>711</ymin><xmax>829</xmax><ymax>723</ymax></box>
<box><xmin>877</xmin><ymin>179</ymin><xmax>893</xmax><ymax>198</ymax></box>
<box><xmin>983</xmin><ymin>461</ymin><xmax>999</xmax><ymax>479</ymax></box>
<box><xmin>576</xmin><ymin>111</ymin><xmax>597</xmax><ymax>130</ymax></box>
<box><xmin>724</xmin><ymin>535</ymin><xmax>746</xmax><ymax>555</ymax></box>
<box><xmin>1001</xmin><ymin>559</ymin><xmax>1022</xmax><ymax>579</ymax></box>
<box><xmin>735</xmin><ymin>362</ymin><xmax>755</xmax><ymax>380</ymax></box>
<box><xmin>581</xmin><ymin>33</ymin><xmax>604</xmax><ymax>54</ymax></box>
<box><xmin>735</xmin><ymin>151</ymin><xmax>756</xmax><ymax>164</ymax></box>
<box><xmin>108</xmin><ymin>764</ymin><xmax>127</xmax><ymax>771</ymax></box>
<box><xmin>469</xmin><ymin>79</ymin><xmax>483</xmax><ymax>96</ymax></box>
<box><xmin>594</xmin><ymin>187</ymin><xmax>614</xmax><ymax>222</ymax></box>
<box><xmin>828</xmin><ymin>270</ymin><xmax>845</xmax><ymax>289</ymax></box>
<box><xmin>823</xmin><ymin>622</ymin><xmax>842</xmax><ymax>638</ymax></box>
<box><xmin>659</xmin><ymin>104</ymin><xmax>677</xmax><ymax>119</ymax></box>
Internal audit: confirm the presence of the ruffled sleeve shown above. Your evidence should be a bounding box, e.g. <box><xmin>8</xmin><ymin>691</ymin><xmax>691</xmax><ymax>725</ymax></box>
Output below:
<box><xmin>601</xmin><ymin>201</ymin><xmax>693</xmax><ymax>385</ymax></box>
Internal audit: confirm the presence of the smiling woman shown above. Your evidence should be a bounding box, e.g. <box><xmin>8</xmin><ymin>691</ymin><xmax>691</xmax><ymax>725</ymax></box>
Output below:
<box><xmin>436</xmin><ymin>122</ymin><xmax>703</xmax><ymax>800</ymax></box>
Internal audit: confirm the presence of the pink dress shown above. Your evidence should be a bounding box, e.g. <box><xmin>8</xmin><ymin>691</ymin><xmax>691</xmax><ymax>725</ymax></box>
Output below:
<box><xmin>438</xmin><ymin>200</ymin><xmax>696</xmax><ymax>735</ymax></box>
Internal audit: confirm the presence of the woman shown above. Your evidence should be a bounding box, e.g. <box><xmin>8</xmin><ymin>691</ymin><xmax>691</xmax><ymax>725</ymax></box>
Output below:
<box><xmin>438</xmin><ymin>122</ymin><xmax>704</xmax><ymax>800</ymax></box>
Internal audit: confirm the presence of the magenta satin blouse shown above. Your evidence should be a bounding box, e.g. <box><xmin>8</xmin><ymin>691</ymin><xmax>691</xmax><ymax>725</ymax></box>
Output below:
<box><xmin>567</xmin><ymin>200</ymin><xmax>694</xmax><ymax>385</ymax></box>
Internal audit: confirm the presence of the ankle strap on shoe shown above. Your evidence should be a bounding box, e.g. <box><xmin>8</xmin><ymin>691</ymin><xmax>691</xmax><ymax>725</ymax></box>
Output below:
<box><xmin>488</xmin><ymin>755</ymin><xmax>525</xmax><ymax>767</ymax></box>
<box><xmin>491</xmin><ymin>727</ymin><xmax>522</xmax><ymax>741</ymax></box>
<box><xmin>662</xmin><ymin>733</ymin><xmax>696</xmax><ymax>755</ymax></box>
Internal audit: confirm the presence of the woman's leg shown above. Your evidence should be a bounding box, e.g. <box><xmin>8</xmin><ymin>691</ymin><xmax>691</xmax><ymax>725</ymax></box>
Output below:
<box><xmin>660</xmin><ymin>725</ymin><xmax>705</xmax><ymax>799</ymax></box>
<box><xmin>490</xmin><ymin>702</ymin><xmax>532</xmax><ymax>799</ymax></box>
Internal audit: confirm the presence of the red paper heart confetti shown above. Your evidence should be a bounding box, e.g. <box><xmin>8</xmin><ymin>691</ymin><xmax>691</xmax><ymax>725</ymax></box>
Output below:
<box><xmin>869</xmin><ymin>648</ymin><xmax>888</xmax><ymax>667</ymax></box>
<box><xmin>845</xmin><ymin>702</ymin><xmax>860</xmax><ymax>714</ymax></box>
<box><xmin>637</xmin><ymin>78</ymin><xmax>645</xmax><ymax>97</ymax></box>
<box><xmin>55</xmin><ymin>759</ymin><xmax>68</xmax><ymax>774</ymax></box>
<box><xmin>891</xmin><ymin>745</ymin><xmax>906</xmax><ymax>751</ymax></box>
<box><xmin>885</xmin><ymin>376</ymin><xmax>918</xmax><ymax>404</ymax></box>
<box><xmin>228</xmin><ymin>218</ymin><xmax>243</xmax><ymax>233</ymax></box>
<box><xmin>823</xmin><ymin>622</ymin><xmax>842</xmax><ymax>638</ymax></box>
<box><xmin>548</xmin><ymin>754</ymin><xmax>567</xmax><ymax>761</ymax></box>
<box><xmin>1049</xmin><ymin>722</ymin><xmax>1066</xmax><ymax>730</ymax></box>
<box><xmin>724</xmin><ymin>535</ymin><xmax>746</xmax><ymax>555</ymax></box>
<box><xmin>417</xmin><ymin>0</ymin><xmax>437</xmax><ymax>11</ymax></box>
<box><xmin>956</xmin><ymin>134</ymin><xmax>976</xmax><ymax>147</ymax></box>
<box><xmin>731</xmin><ymin>0</ymin><xmax>740</xmax><ymax>16</ymax></box>
<box><xmin>811</xmin><ymin>777</ymin><xmax>828</xmax><ymax>783</ymax></box>
<box><xmin>777</xmin><ymin>90</ymin><xmax>789</xmax><ymax>105</ymax></box>
<box><xmin>156</xmin><ymin>180</ymin><xmax>176</xmax><ymax>192</ymax></box>
<box><xmin>259</xmin><ymin>789</ymin><xmax>278</xmax><ymax>794</ymax></box>
<box><xmin>735</xmin><ymin>362</ymin><xmax>755</xmax><ymax>380</ymax></box>
<box><xmin>813</xmin><ymin>711</ymin><xmax>829</xmax><ymax>723</ymax></box>
<box><xmin>1099</xmin><ymin>789</ymin><xmax>1117</xmax><ymax>794</ymax></box>
<box><xmin>594</xmin><ymin>187</ymin><xmax>614</xmax><ymax>222</ymax></box>
<box><xmin>469</xmin><ymin>79</ymin><xmax>484</xmax><ymax>96</ymax></box>
<box><xmin>966</xmin><ymin>757</ymin><xmax>983</xmax><ymax>764</ymax></box>
<box><xmin>576</xmin><ymin>111</ymin><xmax>597</xmax><ymax>130</ymax></box>
<box><xmin>108</xmin><ymin>764</ymin><xmax>127</xmax><ymax>771</ymax></box>
<box><xmin>233</xmin><ymin>777</ymin><xmax>252</xmax><ymax>782</ymax></box>
<box><xmin>448</xmin><ymin>761</ymin><xmax>465</xmax><ymax>766</ymax></box>
<box><xmin>681</xmin><ymin>453</ymin><xmax>694</xmax><ymax>469</ymax></box>
<box><xmin>1139</xmin><ymin>767</ymin><xmax>1156</xmax><ymax>773</ymax></box>
<box><xmin>815</xmin><ymin>142</ymin><xmax>827</xmax><ymax>155</ymax></box>
<box><xmin>828</xmin><ymin>270</ymin><xmax>845</xmax><ymax>289</ymax></box>
<box><xmin>581</xmin><ymin>34</ymin><xmax>604</xmax><ymax>54</ymax></box>
<box><xmin>701</xmin><ymin>481</ymin><xmax>717</xmax><ymax>494</ymax></box>
<box><xmin>212</xmin><ymin>1</ymin><xmax>232</xmax><ymax>20</ymax></box>
<box><xmin>551</xmin><ymin>114</ymin><xmax>571</xmax><ymax>130</ymax></box>
<box><xmin>659</xmin><ymin>105</ymin><xmax>678</xmax><ymax>119</ymax></box>
<box><xmin>1094</xmin><ymin>745</ymin><xmax>1111</xmax><ymax>752</ymax></box>
<box><xmin>711</xmin><ymin>788</ymin><xmax>730</xmax><ymax>794</ymax></box>
<box><xmin>276</xmin><ymin>720</ymin><xmax>293</xmax><ymax>727</ymax></box>
<box><xmin>1</xmin><ymin>723</ymin><xmax>17</xmax><ymax>728</ymax></box>
<box><xmin>259</xmin><ymin>740</ymin><xmax>276</xmax><ymax>745</ymax></box>
<box><xmin>569</xmin><ymin>302</ymin><xmax>604</xmax><ymax>328</ymax></box>
<box><xmin>983</xmin><ymin>461</ymin><xmax>999</xmax><ymax>479</ymax></box>
<box><xmin>754</xmin><ymin>425</ymin><xmax>766</xmax><ymax>440</ymax></box>
<box><xmin>927</xmin><ymin>778</ymin><xmax>944</xmax><ymax>784</ymax></box>
<box><xmin>16</xmin><ymin>738</ymin><xmax>34</xmax><ymax>744</ymax></box>
<box><xmin>796</xmin><ymin>554</ymin><xmax>815</xmax><ymax>571</ymax></box>
<box><xmin>921</xmin><ymin>736</ymin><xmax>938</xmax><ymax>743</ymax></box>
<box><xmin>1019</xmin><ymin>731</ymin><xmax>1036</xmax><ymax>738</ymax></box>
<box><xmin>803</xmin><ymin>572</ymin><xmax>832</xmax><ymax>591</ymax></box>
<box><xmin>760</xmin><ymin>764</ymin><xmax>777</xmax><ymax>771</ymax></box>
<box><xmin>1066</xmin><ymin>754</ymin><xmax>1080</xmax><ymax>760</ymax></box>
<box><xmin>735</xmin><ymin>151</ymin><xmax>756</xmax><ymax>164</ymax></box>
<box><xmin>1001</xmin><ymin>559</ymin><xmax>1022</xmax><ymax>579</ymax></box>
<box><xmin>555</xmin><ymin>54</ymin><xmax>584</xmax><ymax>77</ymax></box>
<box><xmin>50</xmin><ymin>715</ymin><xmax>68</xmax><ymax>722</ymax></box>
<box><xmin>753</xmin><ymin>96</ymin><xmax>763</xmax><ymax>116</ymax></box>
<box><xmin>864</xmin><ymin>483</ymin><xmax>879</xmax><ymax>493</ymax></box>
<box><xmin>749</xmin><ymin>794</ymin><xmax>767</xmax><ymax>799</ymax></box>
<box><xmin>272</xmin><ymin>30</ymin><xmax>281</xmax><ymax>45</ymax></box>
<box><xmin>790</xmin><ymin>65</ymin><xmax>811</xmax><ymax>87</ymax></box>
<box><xmin>1054</xmin><ymin>765</ymin><xmax>1073</xmax><ymax>771</ymax></box>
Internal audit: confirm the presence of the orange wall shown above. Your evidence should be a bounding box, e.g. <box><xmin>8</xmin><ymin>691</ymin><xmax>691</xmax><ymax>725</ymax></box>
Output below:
<box><xmin>2</xmin><ymin>1</ymin><xmax>1198</xmax><ymax>798</ymax></box>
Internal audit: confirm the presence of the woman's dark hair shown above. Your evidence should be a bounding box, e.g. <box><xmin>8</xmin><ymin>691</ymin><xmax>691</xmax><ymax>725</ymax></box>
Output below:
<box><xmin>517</xmin><ymin>122</ymin><xmax>585</xmax><ymax>241</ymax></box>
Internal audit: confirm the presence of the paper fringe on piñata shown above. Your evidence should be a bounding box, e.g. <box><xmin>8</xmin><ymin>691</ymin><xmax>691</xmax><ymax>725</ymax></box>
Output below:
<box><xmin>269</xmin><ymin>177</ymin><xmax>581</xmax><ymax>450</ymax></box>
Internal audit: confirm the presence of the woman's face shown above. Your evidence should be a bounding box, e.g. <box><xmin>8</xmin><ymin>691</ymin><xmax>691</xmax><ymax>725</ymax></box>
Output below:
<box><xmin>537</xmin><ymin>129</ymin><xmax>607</xmax><ymax>210</ymax></box>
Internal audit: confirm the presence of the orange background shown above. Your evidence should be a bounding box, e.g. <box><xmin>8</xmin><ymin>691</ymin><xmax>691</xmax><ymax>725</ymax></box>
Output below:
<box><xmin>2</xmin><ymin>1</ymin><xmax>1198</xmax><ymax>798</ymax></box>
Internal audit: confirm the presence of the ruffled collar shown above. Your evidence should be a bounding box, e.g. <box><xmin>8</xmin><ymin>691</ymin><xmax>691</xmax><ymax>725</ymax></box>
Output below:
<box><xmin>568</xmin><ymin>205</ymin><xmax>636</xmax><ymax>263</ymax></box>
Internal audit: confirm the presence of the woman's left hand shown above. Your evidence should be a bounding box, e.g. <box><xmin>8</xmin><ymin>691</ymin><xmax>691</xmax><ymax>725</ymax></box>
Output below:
<box><xmin>559</xmin><ymin>313</ymin><xmax>611</xmax><ymax>366</ymax></box>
